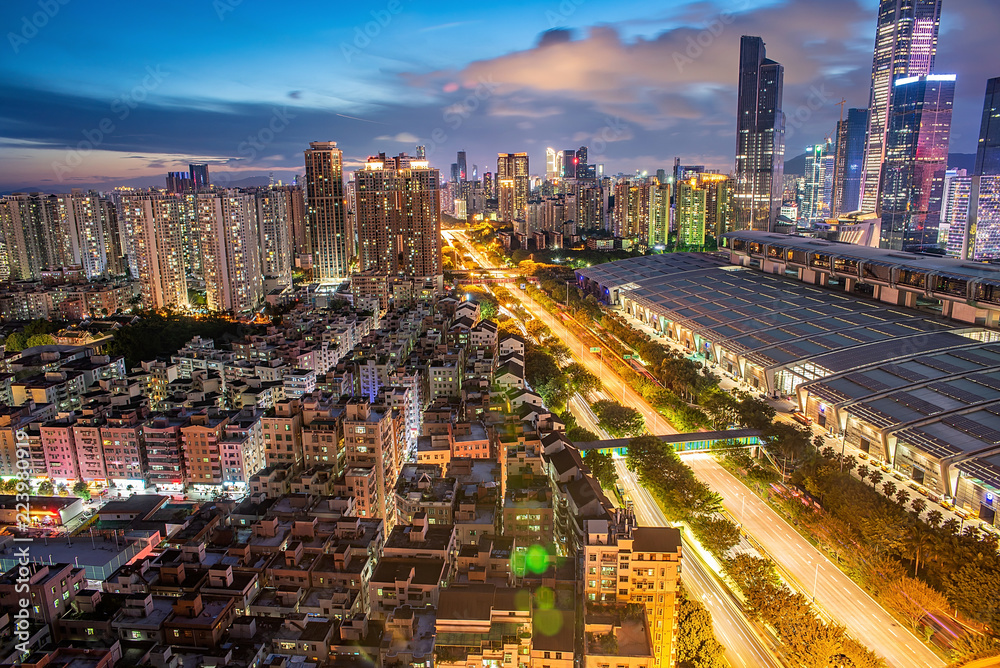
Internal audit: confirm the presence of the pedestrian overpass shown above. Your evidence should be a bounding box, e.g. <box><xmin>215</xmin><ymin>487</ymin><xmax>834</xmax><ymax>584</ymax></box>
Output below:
<box><xmin>575</xmin><ymin>429</ymin><xmax>763</xmax><ymax>457</ymax></box>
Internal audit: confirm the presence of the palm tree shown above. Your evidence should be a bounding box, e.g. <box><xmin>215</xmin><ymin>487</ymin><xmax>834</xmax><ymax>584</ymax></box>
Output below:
<box><xmin>925</xmin><ymin>509</ymin><xmax>943</xmax><ymax>529</ymax></box>
<box><xmin>869</xmin><ymin>469</ymin><xmax>884</xmax><ymax>491</ymax></box>
<box><xmin>843</xmin><ymin>455</ymin><xmax>858</xmax><ymax>474</ymax></box>
<box><xmin>883</xmin><ymin>481</ymin><xmax>898</xmax><ymax>500</ymax></box>
<box><xmin>941</xmin><ymin>518</ymin><xmax>960</xmax><ymax>535</ymax></box>
<box><xmin>896</xmin><ymin>489</ymin><xmax>910</xmax><ymax>507</ymax></box>
<box><xmin>911</xmin><ymin>497</ymin><xmax>927</xmax><ymax>518</ymax></box>
<box><xmin>858</xmin><ymin>465</ymin><xmax>870</xmax><ymax>485</ymax></box>
<box><xmin>905</xmin><ymin>526</ymin><xmax>935</xmax><ymax>576</ymax></box>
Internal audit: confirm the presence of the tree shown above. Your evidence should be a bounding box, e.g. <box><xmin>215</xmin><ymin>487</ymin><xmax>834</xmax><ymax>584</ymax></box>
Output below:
<box><xmin>881</xmin><ymin>576</ymin><xmax>947</xmax><ymax>630</ymax></box>
<box><xmin>525</xmin><ymin>319</ymin><xmax>550</xmax><ymax>341</ymax></box>
<box><xmin>675</xmin><ymin>589</ymin><xmax>727</xmax><ymax>668</ymax></box>
<box><xmin>910</xmin><ymin>497</ymin><xmax>927</xmax><ymax>517</ymax></box>
<box><xmin>868</xmin><ymin>468</ymin><xmax>883</xmax><ymax>490</ymax></box>
<box><xmin>524</xmin><ymin>348</ymin><xmax>562</xmax><ymax>388</ymax></box>
<box><xmin>948</xmin><ymin>633</ymin><xmax>1000</xmax><ymax>665</ymax></box>
<box><xmin>925</xmin><ymin>509</ymin><xmax>943</xmax><ymax>529</ymax></box>
<box><xmin>567</xmin><ymin>427</ymin><xmax>601</xmax><ymax>443</ymax></box>
<box><xmin>25</xmin><ymin>333</ymin><xmax>56</xmax><ymax>348</ymax></box>
<box><xmin>858</xmin><ymin>465</ymin><xmax>870</xmax><ymax>485</ymax></box>
<box><xmin>843</xmin><ymin>455</ymin><xmax>858</xmax><ymax>474</ymax></box>
<box><xmin>56</xmin><ymin>482</ymin><xmax>69</xmax><ymax>497</ymax></box>
<box><xmin>895</xmin><ymin>488</ymin><xmax>910</xmax><ymax>507</ymax></box>
<box><xmin>584</xmin><ymin>450</ymin><xmax>616</xmax><ymax>491</ymax></box>
<box><xmin>72</xmin><ymin>480</ymin><xmax>91</xmax><ymax>500</ymax></box>
<box><xmin>692</xmin><ymin>516</ymin><xmax>741</xmax><ymax>559</ymax></box>
<box><xmin>549</xmin><ymin>343</ymin><xmax>571</xmax><ymax>364</ymax></box>
<box><xmin>565</xmin><ymin>363</ymin><xmax>601</xmax><ymax>395</ymax></box>
<box><xmin>36</xmin><ymin>479</ymin><xmax>54</xmax><ymax>496</ymax></box>
<box><xmin>882</xmin><ymin>481</ymin><xmax>897</xmax><ymax>501</ymax></box>
<box><xmin>945</xmin><ymin>564</ymin><xmax>1000</xmax><ymax>631</ymax></box>
<box><xmin>592</xmin><ymin>400</ymin><xmax>645</xmax><ymax>438</ymax></box>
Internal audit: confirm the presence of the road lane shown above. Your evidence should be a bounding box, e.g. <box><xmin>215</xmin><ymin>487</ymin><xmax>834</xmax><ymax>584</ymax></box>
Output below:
<box><xmin>615</xmin><ymin>459</ymin><xmax>783</xmax><ymax>668</ymax></box>
<box><xmin>684</xmin><ymin>453</ymin><xmax>943</xmax><ymax>668</ymax></box>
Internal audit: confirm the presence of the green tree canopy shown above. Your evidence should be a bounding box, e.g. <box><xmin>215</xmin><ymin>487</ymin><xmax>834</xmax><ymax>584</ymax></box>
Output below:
<box><xmin>592</xmin><ymin>400</ymin><xmax>645</xmax><ymax>438</ymax></box>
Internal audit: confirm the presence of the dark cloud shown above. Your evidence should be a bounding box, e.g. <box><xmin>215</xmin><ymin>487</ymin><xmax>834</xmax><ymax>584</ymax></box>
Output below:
<box><xmin>0</xmin><ymin>0</ymin><xmax>994</xmax><ymax>190</ymax></box>
<box><xmin>537</xmin><ymin>29</ymin><xmax>574</xmax><ymax>48</ymax></box>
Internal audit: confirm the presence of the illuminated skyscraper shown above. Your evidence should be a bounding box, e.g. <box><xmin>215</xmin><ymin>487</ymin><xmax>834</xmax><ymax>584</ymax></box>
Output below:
<box><xmin>456</xmin><ymin>150</ymin><xmax>468</xmax><ymax>182</ymax></box>
<box><xmin>120</xmin><ymin>193</ymin><xmax>188</xmax><ymax>309</ymax></box>
<box><xmin>860</xmin><ymin>0</ymin><xmax>943</xmax><ymax>212</ymax></box>
<box><xmin>733</xmin><ymin>36</ymin><xmax>785</xmax><ymax>232</ymax></box>
<box><xmin>677</xmin><ymin>174</ymin><xmax>730</xmax><ymax>247</ymax></box>
<box><xmin>355</xmin><ymin>153</ymin><xmax>441</xmax><ymax>279</ymax></box>
<box><xmin>879</xmin><ymin>74</ymin><xmax>955</xmax><ymax>250</ymax></box>
<box><xmin>304</xmin><ymin>141</ymin><xmax>352</xmax><ymax>281</ymax></box>
<box><xmin>255</xmin><ymin>188</ymin><xmax>293</xmax><ymax>286</ymax></box>
<box><xmin>647</xmin><ymin>181</ymin><xmax>671</xmax><ymax>248</ymax></box>
<box><xmin>832</xmin><ymin>108</ymin><xmax>870</xmax><ymax>215</ymax></box>
<box><xmin>497</xmin><ymin>152</ymin><xmax>529</xmax><ymax>223</ymax></box>
<box><xmin>197</xmin><ymin>191</ymin><xmax>263</xmax><ymax>313</ymax></box>
<box><xmin>944</xmin><ymin>176</ymin><xmax>1000</xmax><ymax>261</ymax></box>
<box><xmin>976</xmin><ymin>77</ymin><xmax>1000</xmax><ymax>176</ymax></box>
<box><xmin>803</xmin><ymin>141</ymin><xmax>834</xmax><ymax>221</ymax></box>
<box><xmin>189</xmin><ymin>163</ymin><xmax>210</xmax><ymax>191</ymax></box>
<box><xmin>545</xmin><ymin>147</ymin><xmax>559</xmax><ymax>181</ymax></box>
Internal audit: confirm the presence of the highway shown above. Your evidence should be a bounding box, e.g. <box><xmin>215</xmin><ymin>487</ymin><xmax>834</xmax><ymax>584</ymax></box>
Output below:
<box><xmin>449</xmin><ymin>228</ymin><xmax>943</xmax><ymax>666</ymax></box>
<box><xmin>615</xmin><ymin>458</ymin><xmax>783</xmax><ymax>668</ymax></box>
<box><xmin>684</xmin><ymin>453</ymin><xmax>943</xmax><ymax>668</ymax></box>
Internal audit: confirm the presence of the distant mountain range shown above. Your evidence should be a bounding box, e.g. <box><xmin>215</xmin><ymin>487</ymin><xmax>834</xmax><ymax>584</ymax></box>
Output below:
<box><xmin>784</xmin><ymin>152</ymin><xmax>977</xmax><ymax>177</ymax></box>
<box><xmin>1</xmin><ymin>174</ymin><xmax>285</xmax><ymax>196</ymax></box>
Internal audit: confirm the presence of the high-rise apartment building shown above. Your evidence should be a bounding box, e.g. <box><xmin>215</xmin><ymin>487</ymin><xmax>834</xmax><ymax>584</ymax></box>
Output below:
<box><xmin>677</xmin><ymin>174</ymin><xmax>730</xmax><ymax>248</ymax></box>
<box><xmin>832</xmin><ymin>108</ymin><xmax>870</xmax><ymax>215</ymax></box>
<box><xmin>355</xmin><ymin>153</ymin><xmax>441</xmax><ymax>280</ymax></box>
<box><xmin>861</xmin><ymin>0</ymin><xmax>943</xmax><ymax>212</ymax></box>
<box><xmin>189</xmin><ymin>163</ymin><xmax>210</xmax><ymax>191</ymax></box>
<box><xmin>343</xmin><ymin>401</ymin><xmax>405</xmax><ymax>531</ymax></box>
<box><xmin>197</xmin><ymin>191</ymin><xmax>263</xmax><ymax>313</ymax></box>
<box><xmin>255</xmin><ymin>188</ymin><xmax>293</xmax><ymax>286</ymax></box>
<box><xmin>497</xmin><ymin>152</ymin><xmax>529</xmax><ymax>223</ymax></box>
<box><xmin>879</xmin><ymin>74</ymin><xmax>955</xmax><ymax>250</ymax></box>
<box><xmin>976</xmin><ymin>77</ymin><xmax>1000</xmax><ymax>176</ymax></box>
<box><xmin>1</xmin><ymin>194</ymin><xmax>65</xmax><ymax>280</ymax></box>
<box><xmin>733</xmin><ymin>36</ymin><xmax>785</xmax><ymax>232</ymax></box>
<box><xmin>304</xmin><ymin>141</ymin><xmax>352</xmax><ymax>281</ymax></box>
<box><xmin>584</xmin><ymin>515</ymin><xmax>682</xmax><ymax>668</ymax></box>
<box><xmin>647</xmin><ymin>181</ymin><xmax>671</xmax><ymax>248</ymax></box>
<box><xmin>120</xmin><ymin>193</ymin><xmax>188</xmax><ymax>309</ymax></box>
<box><xmin>612</xmin><ymin>179</ymin><xmax>650</xmax><ymax>240</ymax></box>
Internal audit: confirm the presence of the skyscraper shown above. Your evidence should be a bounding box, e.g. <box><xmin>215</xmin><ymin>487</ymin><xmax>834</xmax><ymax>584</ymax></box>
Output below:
<box><xmin>733</xmin><ymin>36</ymin><xmax>785</xmax><ymax>232</ymax></box>
<box><xmin>255</xmin><ymin>187</ymin><xmax>293</xmax><ymax>286</ymax></box>
<box><xmin>189</xmin><ymin>163</ymin><xmax>210</xmax><ymax>191</ymax></box>
<box><xmin>860</xmin><ymin>0</ymin><xmax>943</xmax><ymax>212</ymax></box>
<box><xmin>197</xmin><ymin>191</ymin><xmax>263</xmax><ymax>313</ymax></box>
<box><xmin>879</xmin><ymin>74</ymin><xmax>955</xmax><ymax>250</ymax></box>
<box><xmin>803</xmin><ymin>141</ymin><xmax>834</xmax><ymax>221</ymax></box>
<box><xmin>976</xmin><ymin>77</ymin><xmax>1000</xmax><ymax>176</ymax></box>
<box><xmin>120</xmin><ymin>193</ymin><xmax>188</xmax><ymax>309</ymax></box>
<box><xmin>355</xmin><ymin>153</ymin><xmax>441</xmax><ymax>279</ymax></box>
<box><xmin>304</xmin><ymin>141</ymin><xmax>352</xmax><ymax>281</ymax></box>
<box><xmin>456</xmin><ymin>150</ymin><xmax>468</xmax><ymax>182</ymax></box>
<box><xmin>832</xmin><ymin>108</ymin><xmax>870</xmax><ymax>215</ymax></box>
<box><xmin>561</xmin><ymin>147</ymin><xmax>577</xmax><ymax>179</ymax></box>
<box><xmin>497</xmin><ymin>152</ymin><xmax>529</xmax><ymax>223</ymax></box>
<box><xmin>545</xmin><ymin>147</ymin><xmax>559</xmax><ymax>181</ymax></box>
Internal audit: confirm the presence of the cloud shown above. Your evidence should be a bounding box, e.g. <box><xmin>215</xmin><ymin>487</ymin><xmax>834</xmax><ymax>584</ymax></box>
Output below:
<box><xmin>374</xmin><ymin>132</ymin><xmax>420</xmax><ymax>143</ymax></box>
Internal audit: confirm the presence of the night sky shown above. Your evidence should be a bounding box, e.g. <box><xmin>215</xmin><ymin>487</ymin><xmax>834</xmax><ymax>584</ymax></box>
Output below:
<box><xmin>1</xmin><ymin>0</ymin><xmax>996</xmax><ymax>192</ymax></box>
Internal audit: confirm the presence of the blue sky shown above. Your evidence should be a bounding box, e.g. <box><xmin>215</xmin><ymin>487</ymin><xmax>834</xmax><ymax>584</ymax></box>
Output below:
<box><xmin>0</xmin><ymin>0</ymin><xmax>995</xmax><ymax>191</ymax></box>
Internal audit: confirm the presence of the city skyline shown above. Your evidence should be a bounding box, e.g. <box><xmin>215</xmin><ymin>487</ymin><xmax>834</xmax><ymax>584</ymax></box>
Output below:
<box><xmin>1</xmin><ymin>0</ymin><xmax>998</xmax><ymax>193</ymax></box>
